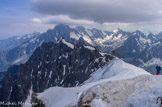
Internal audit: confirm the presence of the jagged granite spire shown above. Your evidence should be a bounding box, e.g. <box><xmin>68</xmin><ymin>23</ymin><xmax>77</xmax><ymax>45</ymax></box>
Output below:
<box><xmin>0</xmin><ymin>39</ymin><xmax>114</xmax><ymax>105</ymax></box>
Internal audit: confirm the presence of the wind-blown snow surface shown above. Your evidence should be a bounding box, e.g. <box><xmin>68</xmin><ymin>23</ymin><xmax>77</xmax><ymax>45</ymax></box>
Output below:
<box><xmin>84</xmin><ymin>58</ymin><xmax>150</xmax><ymax>84</ymax></box>
<box><xmin>37</xmin><ymin>58</ymin><xmax>162</xmax><ymax>107</ymax></box>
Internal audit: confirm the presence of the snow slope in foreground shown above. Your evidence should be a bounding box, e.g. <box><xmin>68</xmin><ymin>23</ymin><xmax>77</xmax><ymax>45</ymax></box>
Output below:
<box><xmin>37</xmin><ymin>58</ymin><xmax>162</xmax><ymax>107</ymax></box>
<box><xmin>83</xmin><ymin>57</ymin><xmax>150</xmax><ymax>84</ymax></box>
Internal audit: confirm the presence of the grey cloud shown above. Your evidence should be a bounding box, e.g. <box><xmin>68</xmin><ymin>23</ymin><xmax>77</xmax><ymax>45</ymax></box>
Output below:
<box><xmin>32</xmin><ymin>0</ymin><xmax>162</xmax><ymax>23</ymax></box>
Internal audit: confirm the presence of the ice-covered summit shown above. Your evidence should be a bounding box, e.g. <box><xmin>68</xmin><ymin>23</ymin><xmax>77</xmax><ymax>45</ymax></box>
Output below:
<box><xmin>84</xmin><ymin>58</ymin><xmax>150</xmax><ymax>84</ymax></box>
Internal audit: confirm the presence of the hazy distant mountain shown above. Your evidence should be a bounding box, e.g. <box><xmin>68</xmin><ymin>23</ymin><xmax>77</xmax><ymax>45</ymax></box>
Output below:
<box><xmin>0</xmin><ymin>32</ymin><xmax>40</xmax><ymax>52</ymax></box>
<box><xmin>157</xmin><ymin>31</ymin><xmax>162</xmax><ymax>39</ymax></box>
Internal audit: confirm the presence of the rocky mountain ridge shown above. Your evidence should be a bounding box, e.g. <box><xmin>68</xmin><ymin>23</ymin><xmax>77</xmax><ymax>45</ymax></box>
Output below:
<box><xmin>0</xmin><ymin>24</ymin><xmax>161</xmax><ymax>73</ymax></box>
<box><xmin>0</xmin><ymin>39</ymin><xmax>113</xmax><ymax>106</ymax></box>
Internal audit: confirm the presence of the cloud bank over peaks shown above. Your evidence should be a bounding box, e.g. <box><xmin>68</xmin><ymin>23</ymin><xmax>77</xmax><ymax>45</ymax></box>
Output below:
<box><xmin>32</xmin><ymin>0</ymin><xmax>162</xmax><ymax>23</ymax></box>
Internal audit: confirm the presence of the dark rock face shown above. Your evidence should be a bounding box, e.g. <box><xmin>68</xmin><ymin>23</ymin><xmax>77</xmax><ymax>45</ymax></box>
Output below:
<box><xmin>0</xmin><ymin>24</ymin><xmax>90</xmax><ymax>71</ymax></box>
<box><xmin>32</xmin><ymin>93</ymin><xmax>45</xmax><ymax>107</ymax></box>
<box><xmin>0</xmin><ymin>24</ymin><xmax>91</xmax><ymax>86</ymax></box>
<box><xmin>0</xmin><ymin>39</ymin><xmax>113</xmax><ymax>105</ymax></box>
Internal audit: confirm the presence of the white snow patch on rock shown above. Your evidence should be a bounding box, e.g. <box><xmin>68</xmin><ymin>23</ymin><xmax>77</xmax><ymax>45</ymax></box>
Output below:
<box><xmin>143</xmin><ymin>58</ymin><xmax>162</xmax><ymax>67</ymax></box>
<box><xmin>70</xmin><ymin>32</ymin><xmax>80</xmax><ymax>40</ymax></box>
<box><xmin>90</xmin><ymin>99</ymin><xmax>108</xmax><ymax>107</ymax></box>
<box><xmin>132</xmin><ymin>49</ymin><xmax>136</xmax><ymax>53</ymax></box>
<box><xmin>63</xmin><ymin>65</ymin><xmax>66</xmax><ymax>76</ymax></box>
<box><xmin>62</xmin><ymin>39</ymin><xmax>74</xmax><ymax>49</ymax></box>
<box><xmin>113</xmin><ymin>29</ymin><xmax>119</xmax><ymax>33</ymax></box>
<box><xmin>113</xmin><ymin>34</ymin><xmax>123</xmax><ymax>40</ymax></box>
<box><xmin>84</xmin><ymin>45</ymin><xmax>95</xmax><ymax>51</ymax></box>
<box><xmin>24</xmin><ymin>87</ymin><xmax>33</xmax><ymax>107</ymax></box>
<box><xmin>29</xmin><ymin>38</ymin><xmax>37</xmax><ymax>43</ymax></box>
<box><xmin>13</xmin><ymin>55</ymin><xmax>28</xmax><ymax>65</ymax></box>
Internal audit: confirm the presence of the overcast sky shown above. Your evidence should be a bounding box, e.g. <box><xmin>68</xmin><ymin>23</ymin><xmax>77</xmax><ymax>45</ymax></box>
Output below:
<box><xmin>1</xmin><ymin>0</ymin><xmax>162</xmax><ymax>39</ymax></box>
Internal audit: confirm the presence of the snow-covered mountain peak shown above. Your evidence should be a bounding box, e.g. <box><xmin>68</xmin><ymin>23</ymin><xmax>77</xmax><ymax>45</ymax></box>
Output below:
<box><xmin>134</xmin><ymin>30</ymin><xmax>144</xmax><ymax>36</ymax></box>
<box><xmin>132</xmin><ymin>30</ymin><xmax>157</xmax><ymax>43</ymax></box>
<box><xmin>62</xmin><ymin>39</ymin><xmax>74</xmax><ymax>49</ymax></box>
<box><xmin>57</xmin><ymin>38</ymin><xmax>96</xmax><ymax>51</ymax></box>
<box><xmin>15</xmin><ymin>32</ymin><xmax>40</xmax><ymax>40</ymax></box>
<box><xmin>157</xmin><ymin>31</ymin><xmax>162</xmax><ymax>39</ymax></box>
<box><xmin>84</xmin><ymin>58</ymin><xmax>150</xmax><ymax>84</ymax></box>
<box><xmin>76</xmin><ymin>26</ymin><xmax>86</xmax><ymax>32</ymax></box>
<box><xmin>113</xmin><ymin>29</ymin><xmax>119</xmax><ymax>33</ymax></box>
<box><xmin>113</xmin><ymin>28</ymin><xmax>123</xmax><ymax>33</ymax></box>
<box><xmin>54</xmin><ymin>24</ymin><xmax>70</xmax><ymax>31</ymax></box>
